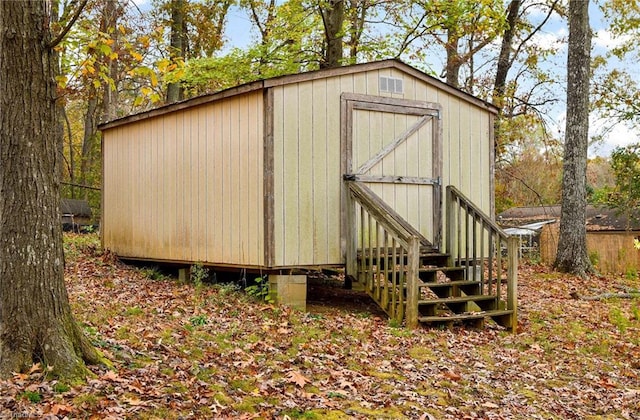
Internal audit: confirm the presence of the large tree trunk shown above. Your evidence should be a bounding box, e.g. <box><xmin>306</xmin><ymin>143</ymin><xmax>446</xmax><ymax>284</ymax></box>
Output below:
<box><xmin>320</xmin><ymin>0</ymin><xmax>344</xmax><ymax>69</ymax></box>
<box><xmin>0</xmin><ymin>0</ymin><xmax>104</xmax><ymax>378</ymax></box>
<box><xmin>554</xmin><ymin>0</ymin><xmax>592</xmax><ymax>276</ymax></box>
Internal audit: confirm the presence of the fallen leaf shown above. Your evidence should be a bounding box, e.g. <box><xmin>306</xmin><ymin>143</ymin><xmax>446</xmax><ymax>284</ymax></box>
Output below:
<box><xmin>12</xmin><ymin>372</ymin><xmax>28</xmax><ymax>381</ymax></box>
<box><xmin>47</xmin><ymin>403</ymin><xmax>74</xmax><ymax>415</ymax></box>
<box><xmin>287</xmin><ymin>370</ymin><xmax>310</xmax><ymax>388</ymax></box>
<box><xmin>443</xmin><ymin>370</ymin><xmax>462</xmax><ymax>381</ymax></box>
<box><xmin>101</xmin><ymin>370</ymin><xmax>122</xmax><ymax>382</ymax></box>
<box><xmin>28</xmin><ymin>363</ymin><xmax>41</xmax><ymax>374</ymax></box>
<box><xmin>209</xmin><ymin>398</ymin><xmax>227</xmax><ymax>413</ymax></box>
<box><xmin>124</xmin><ymin>396</ymin><xmax>147</xmax><ymax>406</ymax></box>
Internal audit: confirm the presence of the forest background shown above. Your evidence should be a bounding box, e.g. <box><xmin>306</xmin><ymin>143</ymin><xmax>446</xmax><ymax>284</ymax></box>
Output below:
<box><xmin>57</xmin><ymin>0</ymin><xmax>640</xmax><ymax>219</ymax></box>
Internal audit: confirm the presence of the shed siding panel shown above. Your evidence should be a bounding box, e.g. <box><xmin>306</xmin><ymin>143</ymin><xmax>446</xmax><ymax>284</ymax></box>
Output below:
<box><xmin>164</xmin><ymin>114</ymin><xmax>177</xmax><ymax>260</ymax></box>
<box><xmin>282</xmin><ymin>84</ymin><xmax>300</xmax><ymax>265</ymax></box>
<box><xmin>228</xmin><ymin>97</ymin><xmax>240</xmax><ymax>263</ymax></box>
<box><xmin>139</xmin><ymin>120</ymin><xmax>152</xmax><ymax>257</ymax></box>
<box><xmin>211</xmin><ymin>102</ymin><xmax>224</xmax><ymax>262</ymax></box>
<box><xmin>325</xmin><ymin>77</ymin><xmax>342</xmax><ymax>264</ymax></box>
<box><xmin>273</xmin><ymin>87</ymin><xmax>285</xmax><ymax>266</ymax></box>
<box><xmin>194</xmin><ymin>106</ymin><xmax>207</xmax><ymax>262</ymax></box>
<box><xmin>248</xmin><ymin>96</ymin><xmax>263</xmax><ymax>263</ymax></box>
<box><xmin>458</xmin><ymin>100</ymin><xmax>471</xmax><ymax>195</ymax></box>
<box><xmin>102</xmin><ymin>91</ymin><xmax>264</xmax><ymax>266</ymax></box>
<box><xmin>297</xmin><ymin>82</ymin><xmax>315</xmax><ymax>265</ymax></box>
<box><xmin>311</xmin><ymin>79</ymin><xmax>329</xmax><ymax>263</ymax></box>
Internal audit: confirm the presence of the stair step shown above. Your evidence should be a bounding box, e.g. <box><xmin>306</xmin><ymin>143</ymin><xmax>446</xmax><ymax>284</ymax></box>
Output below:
<box><xmin>418</xmin><ymin>309</ymin><xmax>514</xmax><ymax>323</ymax></box>
<box><xmin>420</xmin><ymin>280</ymin><xmax>479</xmax><ymax>288</ymax></box>
<box><xmin>420</xmin><ymin>253</ymin><xmax>450</xmax><ymax>264</ymax></box>
<box><xmin>418</xmin><ymin>295</ymin><xmax>496</xmax><ymax>305</ymax></box>
<box><xmin>419</xmin><ymin>266</ymin><xmax>466</xmax><ymax>274</ymax></box>
<box><xmin>362</xmin><ymin>265</ymin><xmax>464</xmax><ymax>274</ymax></box>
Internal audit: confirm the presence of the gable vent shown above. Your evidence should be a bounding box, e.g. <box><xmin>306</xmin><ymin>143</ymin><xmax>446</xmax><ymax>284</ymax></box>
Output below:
<box><xmin>379</xmin><ymin>76</ymin><xmax>404</xmax><ymax>94</ymax></box>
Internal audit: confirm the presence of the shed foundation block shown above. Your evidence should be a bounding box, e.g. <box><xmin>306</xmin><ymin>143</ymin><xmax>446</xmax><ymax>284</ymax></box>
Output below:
<box><xmin>179</xmin><ymin>267</ymin><xmax>191</xmax><ymax>283</ymax></box>
<box><xmin>269</xmin><ymin>274</ymin><xmax>307</xmax><ymax>311</ymax></box>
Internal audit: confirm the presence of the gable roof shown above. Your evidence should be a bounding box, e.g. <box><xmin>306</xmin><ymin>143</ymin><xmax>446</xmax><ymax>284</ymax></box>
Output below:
<box><xmin>498</xmin><ymin>205</ymin><xmax>640</xmax><ymax>232</ymax></box>
<box><xmin>99</xmin><ymin>59</ymin><xmax>498</xmax><ymax>131</ymax></box>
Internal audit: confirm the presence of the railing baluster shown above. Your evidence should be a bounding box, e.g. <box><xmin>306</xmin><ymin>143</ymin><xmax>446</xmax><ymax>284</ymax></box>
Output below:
<box><xmin>496</xmin><ymin>234</ymin><xmax>502</xmax><ymax>298</ymax></box>
<box><xmin>390</xmin><ymin>238</ymin><xmax>396</xmax><ymax>316</ymax></box>
<box><xmin>456</xmin><ymin>196</ymin><xmax>462</xmax><ymax>266</ymax></box>
<box><xmin>497</xmin><ymin>237</ymin><xmax>504</xmax><ymax>303</ymax></box>
<box><xmin>398</xmin><ymin>247</ymin><xmax>405</xmax><ymax>323</ymax></box>
<box><xmin>383</xmin><ymin>231</ymin><xmax>389</xmax><ymax>310</ymax></box>
<box><xmin>480</xmin><ymin>220</ymin><xmax>485</xmax><ymax>293</ymax></box>
<box><xmin>406</xmin><ymin>236</ymin><xmax>420</xmax><ymax>329</ymax></box>
<box><xmin>507</xmin><ymin>236</ymin><xmax>519</xmax><ymax>333</ymax></box>
<box><xmin>488</xmin><ymin>232</ymin><xmax>494</xmax><ymax>295</ymax></box>
<box><xmin>375</xmin><ymin>221</ymin><xmax>381</xmax><ymax>302</ymax></box>
<box><xmin>368</xmin><ymin>213</ymin><xmax>374</xmax><ymax>293</ymax></box>
<box><xmin>359</xmin><ymin>205</ymin><xmax>365</xmax><ymax>284</ymax></box>
<box><xmin>472</xmin><ymin>211</ymin><xmax>477</xmax><ymax>281</ymax></box>
<box><xmin>464</xmin><ymin>203</ymin><xmax>470</xmax><ymax>272</ymax></box>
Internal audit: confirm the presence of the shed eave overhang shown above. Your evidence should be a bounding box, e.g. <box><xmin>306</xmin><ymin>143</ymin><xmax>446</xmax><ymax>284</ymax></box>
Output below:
<box><xmin>98</xmin><ymin>79</ymin><xmax>266</xmax><ymax>131</ymax></box>
<box><xmin>98</xmin><ymin>59</ymin><xmax>499</xmax><ymax>132</ymax></box>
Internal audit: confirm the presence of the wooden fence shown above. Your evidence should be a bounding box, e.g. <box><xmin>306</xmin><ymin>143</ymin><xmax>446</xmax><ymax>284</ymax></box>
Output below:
<box><xmin>541</xmin><ymin>223</ymin><xmax>640</xmax><ymax>274</ymax></box>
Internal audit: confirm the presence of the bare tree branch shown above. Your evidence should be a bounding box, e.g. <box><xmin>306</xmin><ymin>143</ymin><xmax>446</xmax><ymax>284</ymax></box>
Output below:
<box><xmin>48</xmin><ymin>0</ymin><xmax>89</xmax><ymax>49</ymax></box>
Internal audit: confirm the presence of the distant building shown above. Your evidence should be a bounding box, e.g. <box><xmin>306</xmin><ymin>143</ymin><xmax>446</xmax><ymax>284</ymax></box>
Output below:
<box><xmin>499</xmin><ymin>205</ymin><xmax>640</xmax><ymax>273</ymax></box>
<box><xmin>61</xmin><ymin>198</ymin><xmax>92</xmax><ymax>232</ymax></box>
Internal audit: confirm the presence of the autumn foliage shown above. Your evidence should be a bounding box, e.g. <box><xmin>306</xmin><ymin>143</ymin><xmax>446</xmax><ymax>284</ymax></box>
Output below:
<box><xmin>1</xmin><ymin>234</ymin><xmax>638</xmax><ymax>418</ymax></box>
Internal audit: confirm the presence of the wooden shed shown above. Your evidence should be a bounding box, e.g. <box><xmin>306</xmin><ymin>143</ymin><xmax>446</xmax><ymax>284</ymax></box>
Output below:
<box><xmin>100</xmin><ymin>59</ymin><xmax>517</xmax><ymax>329</ymax></box>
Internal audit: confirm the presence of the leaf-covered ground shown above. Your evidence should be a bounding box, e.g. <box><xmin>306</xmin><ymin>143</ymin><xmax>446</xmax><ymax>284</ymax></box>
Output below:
<box><xmin>1</xmin><ymin>234</ymin><xmax>639</xmax><ymax>419</ymax></box>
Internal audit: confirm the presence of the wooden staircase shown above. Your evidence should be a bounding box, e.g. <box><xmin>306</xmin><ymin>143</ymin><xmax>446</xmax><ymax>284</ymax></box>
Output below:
<box><xmin>345</xmin><ymin>181</ymin><xmax>517</xmax><ymax>331</ymax></box>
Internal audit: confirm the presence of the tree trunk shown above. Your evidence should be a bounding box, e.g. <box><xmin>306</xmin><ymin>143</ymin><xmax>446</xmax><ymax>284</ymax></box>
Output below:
<box><xmin>492</xmin><ymin>0</ymin><xmax>521</xmax><ymax>156</ymax></box>
<box><xmin>0</xmin><ymin>0</ymin><xmax>104</xmax><ymax>378</ymax></box>
<box><xmin>346</xmin><ymin>0</ymin><xmax>368</xmax><ymax>62</ymax></box>
<box><xmin>444</xmin><ymin>28</ymin><xmax>461</xmax><ymax>88</ymax></box>
<box><xmin>79</xmin><ymin>0</ymin><xmax>121</xmax><ymax>198</ymax></box>
<box><xmin>493</xmin><ymin>0</ymin><xmax>521</xmax><ymax>109</ymax></box>
<box><xmin>101</xmin><ymin>0</ymin><xmax>120</xmax><ymax>122</ymax></box>
<box><xmin>166</xmin><ymin>0</ymin><xmax>186</xmax><ymax>103</ymax></box>
<box><xmin>554</xmin><ymin>0</ymin><xmax>592</xmax><ymax>276</ymax></box>
<box><xmin>80</xmin><ymin>94</ymin><xmax>99</xmax><ymax>199</ymax></box>
<box><xmin>320</xmin><ymin>0</ymin><xmax>344</xmax><ymax>69</ymax></box>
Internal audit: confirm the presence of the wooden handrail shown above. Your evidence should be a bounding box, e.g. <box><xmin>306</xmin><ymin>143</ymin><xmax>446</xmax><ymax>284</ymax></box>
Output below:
<box><xmin>347</xmin><ymin>182</ymin><xmax>411</xmax><ymax>247</ymax></box>
<box><xmin>446</xmin><ymin>185</ymin><xmax>509</xmax><ymax>240</ymax></box>
<box><xmin>346</xmin><ymin>180</ymin><xmax>431</xmax><ymax>247</ymax></box>
<box><xmin>345</xmin><ymin>181</ymin><xmax>421</xmax><ymax>327</ymax></box>
<box><xmin>446</xmin><ymin>185</ymin><xmax>518</xmax><ymax>332</ymax></box>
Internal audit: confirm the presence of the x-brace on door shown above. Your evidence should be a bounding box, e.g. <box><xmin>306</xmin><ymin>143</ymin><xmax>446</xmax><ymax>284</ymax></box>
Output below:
<box><xmin>340</xmin><ymin>93</ymin><xmax>443</xmax><ymax>258</ymax></box>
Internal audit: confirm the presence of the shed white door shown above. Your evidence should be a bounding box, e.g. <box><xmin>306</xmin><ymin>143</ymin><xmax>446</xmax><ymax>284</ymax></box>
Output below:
<box><xmin>341</xmin><ymin>93</ymin><xmax>443</xmax><ymax>249</ymax></box>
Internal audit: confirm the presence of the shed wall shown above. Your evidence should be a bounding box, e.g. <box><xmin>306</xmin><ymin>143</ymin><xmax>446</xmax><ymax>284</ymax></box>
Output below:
<box><xmin>271</xmin><ymin>68</ymin><xmax>492</xmax><ymax>266</ymax></box>
<box><xmin>102</xmin><ymin>91</ymin><xmax>265</xmax><ymax>266</ymax></box>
